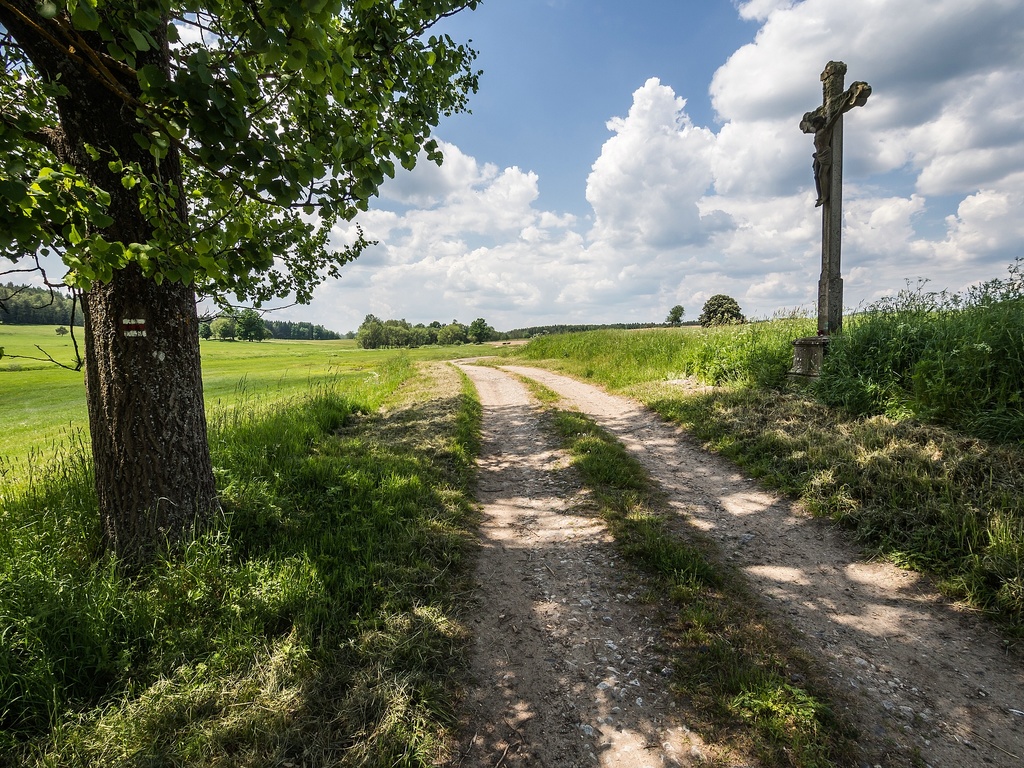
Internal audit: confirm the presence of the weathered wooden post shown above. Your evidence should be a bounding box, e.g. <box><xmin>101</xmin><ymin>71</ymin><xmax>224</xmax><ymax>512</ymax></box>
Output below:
<box><xmin>790</xmin><ymin>61</ymin><xmax>871</xmax><ymax>379</ymax></box>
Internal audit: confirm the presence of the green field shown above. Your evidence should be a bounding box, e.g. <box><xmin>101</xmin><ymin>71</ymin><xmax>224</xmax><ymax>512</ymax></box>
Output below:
<box><xmin>0</xmin><ymin>325</ymin><xmax>481</xmax><ymax>470</ymax></box>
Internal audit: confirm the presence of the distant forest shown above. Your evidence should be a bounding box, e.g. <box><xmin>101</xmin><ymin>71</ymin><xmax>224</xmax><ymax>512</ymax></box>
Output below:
<box><xmin>0</xmin><ymin>283</ymin><xmax>84</xmax><ymax>326</ymax></box>
<box><xmin>2</xmin><ymin>282</ymin><xmax>664</xmax><ymax>342</ymax></box>
<box><xmin>261</xmin><ymin>319</ymin><xmax>342</xmax><ymax>340</ymax></box>
<box><xmin>356</xmin><ymin>314</ymin><xmax>665</xmax><ymax>349</ymax></box>
<box><xmin>1</xmin><ymin>283</ymin><xmax>342</xmax><ymax>340</ymax></box>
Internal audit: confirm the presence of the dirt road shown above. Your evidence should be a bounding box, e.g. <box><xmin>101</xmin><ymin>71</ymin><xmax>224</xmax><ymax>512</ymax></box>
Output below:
<box><xmin>452</xmin><ymin>363</ymin><xmax>1024</xmax><ymax>768</ymax></box>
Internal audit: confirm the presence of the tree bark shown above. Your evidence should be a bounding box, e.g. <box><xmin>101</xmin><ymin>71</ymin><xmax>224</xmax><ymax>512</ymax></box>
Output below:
<box><xmin>82</xmin><ymin>266</ymin><xmax>218</xmax><ymax>562</ymax></box>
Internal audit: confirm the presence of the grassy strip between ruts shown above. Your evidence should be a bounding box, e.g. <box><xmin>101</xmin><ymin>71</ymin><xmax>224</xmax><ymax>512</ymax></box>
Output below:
<box><xmin>514</xmin><ymin>375</ymin><xmax>858</xmax><ymax>768</ymax></box>
<box><xmin>0</xmin><ymin>358</ymin><xmax>481</xmax><ymax>767</ymax></box>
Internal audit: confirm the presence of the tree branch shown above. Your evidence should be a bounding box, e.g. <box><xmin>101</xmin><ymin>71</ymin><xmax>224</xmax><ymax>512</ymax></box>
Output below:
<box><xmin>2</xmin><ymin>345</ymin><xmax>83</xmax><ymax>371</ymax></box>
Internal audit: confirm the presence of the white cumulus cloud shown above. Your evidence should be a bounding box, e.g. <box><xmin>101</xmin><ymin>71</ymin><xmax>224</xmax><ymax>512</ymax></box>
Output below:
<box><xmin>292</xmin><ymin>0</ymin><xmax>1024</xmax><ymax>332</ymax></box>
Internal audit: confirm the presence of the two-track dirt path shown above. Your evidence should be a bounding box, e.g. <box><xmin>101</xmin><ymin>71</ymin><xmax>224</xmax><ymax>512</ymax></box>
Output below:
<box><xmin>451</xmin><ymin>363</ymin><xmax>1024</xmax><ymax>768</ymax></box>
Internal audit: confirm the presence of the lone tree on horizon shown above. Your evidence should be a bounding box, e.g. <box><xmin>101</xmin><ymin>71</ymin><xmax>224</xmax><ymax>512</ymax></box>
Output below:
<box><xmin>665</xmin><ymin>304</ymin><xmax>685</xmax><ymax>326</ymax></box>
<box><xmin>0</xmin><ymin>0</ymin><xmax>481</xmax><ymax>563</ymax></box>
<box><xmin>698</xmin><ymin>295</ymin><xmax>746</xmax><ymax>327</ymax></box>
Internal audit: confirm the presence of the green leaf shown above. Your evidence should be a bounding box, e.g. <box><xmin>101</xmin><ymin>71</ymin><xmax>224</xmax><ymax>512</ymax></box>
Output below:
<box><xmin>128</xmin><ymin>28</ymin><xmax>151</xmax><ymax>53</ymax></box>
<box><xmin>70</xmin><ymin>2</ymin><xmax>99</xmax><ymax>31</ymax></box>
<box><xmin>137</xmin><ymin>65</ymin><xmax>166</xmax><ymax>92</ymax></box>
<box><xmin>37</xmin><ymin>1</ymin><xmax>58</xmax><ymax>20</ymax></box>
<box><xmin>0</xmin><ymin>180</ymin><xmax>28</xmax><ymax>203</ymax></box>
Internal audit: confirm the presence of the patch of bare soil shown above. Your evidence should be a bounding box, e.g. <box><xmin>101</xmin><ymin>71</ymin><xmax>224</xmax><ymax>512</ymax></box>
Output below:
<box><xmin>451</xmin><ymin>362</ymin><xmax>1024</xmax><ymax>768</ymax></box>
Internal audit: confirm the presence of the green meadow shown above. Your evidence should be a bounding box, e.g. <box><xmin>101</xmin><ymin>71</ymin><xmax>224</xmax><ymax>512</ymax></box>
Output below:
<box><xmin>0</xmin><ymin>325</ymin><xmax>475</xmax><ymax>471</ymax></box>
<box><xmin>1</xmin><ymin>345</ymin><xmax>482</xmax><ymax>766</ymax></box>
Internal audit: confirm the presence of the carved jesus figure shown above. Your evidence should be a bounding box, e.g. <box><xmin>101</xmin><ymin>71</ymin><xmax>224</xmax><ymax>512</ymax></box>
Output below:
<box><xmin>800</xmin><ymin>80</ymin><xmax>871</xmax><ymax>207</ymax></box>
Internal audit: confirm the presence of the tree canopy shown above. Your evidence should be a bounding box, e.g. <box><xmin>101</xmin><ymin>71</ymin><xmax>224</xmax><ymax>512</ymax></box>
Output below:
<box><xmin>665</xmin><ymin>304</ymin><xmax>684</xmax><ymax>326</ymax></box>
<box><xmin>1</xmin><ymin>0</ymin><xmax>483</xmax><ymax>561</ymax></box>
<box><xmin>235</xmin><ymin>308</ymin><xmax>267</xmax><ymax>341</ymax></box>
<box><xmin>698</xmin><ymin>294</ymin><xmax>746</xmax><ymax>327</ymax></box>
<box><xmin>467</xmin><ymin>316</ymin><xmax>494</xmax><ymax>343</ymax></box>
<box><xmin>1</xmin><ymin>0</ymin><xmax>480</xmax><ymax>304</ymax></box>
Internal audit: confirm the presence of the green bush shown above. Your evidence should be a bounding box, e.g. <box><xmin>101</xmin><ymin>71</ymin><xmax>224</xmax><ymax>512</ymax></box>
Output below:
<box><xmin>817</xmin><ymin>261</ymin><xmax>1024</xmax><ymax>441</ymax></box>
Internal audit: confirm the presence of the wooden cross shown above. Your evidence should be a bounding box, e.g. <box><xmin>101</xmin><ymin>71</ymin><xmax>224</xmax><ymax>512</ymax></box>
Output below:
<box><xmin>800</xmin><ymin>61</ymin><xmax>871</xmax><ymax>335</ymax></box>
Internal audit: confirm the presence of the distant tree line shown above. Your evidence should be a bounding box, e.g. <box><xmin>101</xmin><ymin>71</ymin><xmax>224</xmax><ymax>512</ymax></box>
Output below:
<box><xmin>356</xmin><ymin>315</ymin><xmax>499</xmax><ymax>349</ymax></box>
<box><xmin>262</xmin><ymin>319</ymin><xmax>342</xmax><ymax>340</ymax></box>
<box><xmin>0</xmin><ymin>283</ymin><xmax>84</xmax><ymax>326</ymax></box>
<box><xmin>354</xmin><ymin>317</ymin><xmax>687</xmax><ymax>348</ymax></box>
<box><xmin>199</xmin><ymin>311</ymin><xmax>342</xmax><ymax>342</ymax></box>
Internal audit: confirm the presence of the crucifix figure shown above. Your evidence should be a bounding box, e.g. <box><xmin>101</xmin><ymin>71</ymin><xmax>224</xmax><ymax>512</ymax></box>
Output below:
<box><xmin>800</xmin><ymin>61</ymin><xmax>870</xmax><ymax>335</ymax></box>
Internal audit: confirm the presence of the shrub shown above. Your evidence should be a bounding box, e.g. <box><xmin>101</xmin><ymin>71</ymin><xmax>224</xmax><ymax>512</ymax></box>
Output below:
<box><xmin>817</xmin><ymin>261</ymin><xmax>1024</xmax><ymax>442</ymax></box>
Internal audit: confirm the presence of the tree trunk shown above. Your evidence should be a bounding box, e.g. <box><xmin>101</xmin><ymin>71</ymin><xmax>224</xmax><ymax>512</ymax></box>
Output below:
<box><xmin>0</xmin><ymin>6</ymin><xmax>220</xmax><ymax>563</ymax></box>
<box><xmin>81</xmin><ymin>266</ymin><xmax>218</xmax><ymax>562</ymax></box>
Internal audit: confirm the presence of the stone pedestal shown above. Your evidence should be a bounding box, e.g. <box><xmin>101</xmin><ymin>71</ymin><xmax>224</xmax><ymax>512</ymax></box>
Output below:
<box><xmin>789</xmin><ymin>336</ymin><xmax>830</xmax><ymax>380</ymax></box>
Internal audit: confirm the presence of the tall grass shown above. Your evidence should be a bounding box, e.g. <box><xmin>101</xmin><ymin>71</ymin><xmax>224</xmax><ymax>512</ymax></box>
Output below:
<box><xmin>516</xmin><ymin>315</ymin><xmax>814</xmax><ymax>390</ymax></box>
<box><xmin>0</xmin><ymin>357</ymin><xmax>479</xmax><ymax>766</ymax></box>
<box><xmin>818</xmin><ymin>260</ymin><xmax>1024</xmax><ymax>442</ymax></box>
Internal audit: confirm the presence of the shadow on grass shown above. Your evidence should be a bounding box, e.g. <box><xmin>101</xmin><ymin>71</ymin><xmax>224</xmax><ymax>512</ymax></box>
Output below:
<box><xmin>646</xmin><ymin>387</ymin><xmax>1024</xmax><ymax>632</ymax></box>
<box><xmin>1</xmin><ymin>367</ymin><xmax>480</xmax><ymax>767</ymax></box>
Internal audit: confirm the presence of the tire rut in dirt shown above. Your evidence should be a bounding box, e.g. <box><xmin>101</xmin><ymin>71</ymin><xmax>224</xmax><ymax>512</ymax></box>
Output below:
<box><xmin>454</xmin><ymin>364</ymin><xmax>708</xmax><ymax>768</ymax></box>
<box><xmin>497</xmin><ymin>364</ymin><xmax>1024</xmax><ymax>768</ymax></box>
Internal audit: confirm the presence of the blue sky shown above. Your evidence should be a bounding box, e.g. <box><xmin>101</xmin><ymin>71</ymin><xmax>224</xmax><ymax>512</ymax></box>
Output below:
<box><xmin>432</xmin><ymin>0</ymin><xmax>757</xmax><ymax>215</ymax></box>
<box><xmin>300</xmin><ymin>0</ymin><xmax>1024</xmax><ymax>331</ymax></box>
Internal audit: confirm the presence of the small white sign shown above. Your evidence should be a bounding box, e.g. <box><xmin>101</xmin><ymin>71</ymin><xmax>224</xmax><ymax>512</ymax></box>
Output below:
<box><xmin>122</xmin><ymin>318</ymin><xmax>147</xmax><ymax>338</ymax></box>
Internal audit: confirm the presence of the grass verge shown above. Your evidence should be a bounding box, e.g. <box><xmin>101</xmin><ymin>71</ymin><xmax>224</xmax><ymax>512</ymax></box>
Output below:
<box><xmin>0</xmin><ymin>358</ymin><xmax>480</xmax><ymax>767</ymax></box>
<box><xmin>636</xmin><ymin>381</ymin><xmax>1024</xmax><ymax>637</ymax></box>
<box><xmin>518</xmin><ymin>376</ymin><xmax>857</xmax><ymax>768</ymax></box>
<box><xmin>513</xmin><ymin>317</ymin><xmax>814</xmax><ymax>390</ymax></box>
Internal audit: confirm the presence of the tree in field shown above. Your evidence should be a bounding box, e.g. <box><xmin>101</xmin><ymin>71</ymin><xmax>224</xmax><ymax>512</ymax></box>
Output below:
<box><xmin>210</xmin><ymin>316</ymin><xmax>235</xmax><ymax>340</ymax></box>
<box><xmin>467</xmin><ymin>317</ymin><xmax>493</xmax><ymax>343</ymax></box>
<box><xmin>356</xmin><ymin>313</ymin><xmax>384</xmax><ymax>349</ymax></box>
<box><xmin>235</xmin><ymin>308</ymin><xmax>267</xmax><ymax>342</ymax></box>
<box><xmin>0</xmin><ymin>1</ymin><xmax>480</xmax><ymax>561</ymax></box>
<box><xmin>55</xmin><ymin>325</ymin><xmax>68</xmax><ymax>335</ymax></box>
<box><xmin>198</xmin><ymin>321</ymin><xmax>211</xmax><ymax>340</ymax></box>
<box><xmin>437</xmin><ymin>321</ymin><xmax>467</xmax><ymax>345</ymax></box>
<box><xmin>665</xmin><ymin>304</ymin><xmax>684</xmax><ymax>326</ymax></box>
<box><xmin>698</xmin><ymin>295</ymin><xmax>745</xmax><ymax>327</ymax></box>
